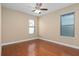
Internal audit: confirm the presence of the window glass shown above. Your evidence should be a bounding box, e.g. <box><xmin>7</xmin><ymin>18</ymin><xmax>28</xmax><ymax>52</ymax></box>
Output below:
<box><xmin>29</xmin><ymin>27</ymin><xmax>34</xmax><ymax>34</ymax></box>
<box><xmin>29</xmin><ymin>20</ymin><xmax>34</xmax><ymax>26</ymax></box>
<box><xmin>60</xmin><ymin>12</ymin><xmax>75</xmax><ymax>37</ymax></box>
<box><xmin>29</xmin><ymin>20</ymin><xmax>35</xmax><ymax>34</ymax></box>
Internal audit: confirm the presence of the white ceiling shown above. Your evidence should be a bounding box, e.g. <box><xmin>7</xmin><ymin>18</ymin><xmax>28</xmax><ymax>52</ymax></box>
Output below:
<box><xmin>2</xmin><ymin>3</ymin><xmax>74</xmax><ymax>16</ymax></box>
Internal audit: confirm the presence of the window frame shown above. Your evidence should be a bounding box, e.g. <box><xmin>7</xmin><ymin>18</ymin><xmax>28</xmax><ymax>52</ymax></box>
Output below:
<box><xmin>28</xmin><ymin>19</ymin><xmax>35</xmax><ymax>34</ymax></box>
<box><xmin>60</xmin><ymin>12</ymin><xmax>75</xmax><ymax>37</ymax></box>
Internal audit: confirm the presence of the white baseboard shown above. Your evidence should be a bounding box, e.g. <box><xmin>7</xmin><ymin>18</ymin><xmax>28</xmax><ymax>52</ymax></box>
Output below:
<box><xmin>39</xmin><ymin>37</ymin><xmax>79</xmax><ymax>49</ymax></box>
<box><xmin>1</xmin><ymin>37</ymin><xmax>79</xmax><ymax>49</ymax></box>
<box><xmin>1</xmin><ymin>37</ymin><xmax>38</xmax><ymax>46</ymax></box>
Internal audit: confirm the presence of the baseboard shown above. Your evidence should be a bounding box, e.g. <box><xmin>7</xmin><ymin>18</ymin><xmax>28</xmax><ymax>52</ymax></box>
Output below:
<box><xmin>2</xmin><ymin>37</ymin><xmax>79</xmax><ymax>49</ymax></box>
<box><xmin>1</xmin><ymin>37</ymin><xmax>38</xmax><ymax>46</ymax></box>
<box><xmin>39</xmin><ymin>37</ymin><xmax>79</xmax><ymax>49</ymax></box>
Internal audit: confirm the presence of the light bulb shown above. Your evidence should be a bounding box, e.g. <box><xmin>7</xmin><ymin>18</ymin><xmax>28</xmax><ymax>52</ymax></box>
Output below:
<box><xmin>34</xmin><ymin>9</ymin><xmax>41</xmax><ymax>14</ymax></box>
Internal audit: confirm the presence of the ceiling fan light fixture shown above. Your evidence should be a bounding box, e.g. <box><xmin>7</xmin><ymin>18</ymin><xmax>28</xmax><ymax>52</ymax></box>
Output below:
<box><xmin>34</xmin><ymin>9</ymin><xmax>41</xmax><ymax>14</ymax></box>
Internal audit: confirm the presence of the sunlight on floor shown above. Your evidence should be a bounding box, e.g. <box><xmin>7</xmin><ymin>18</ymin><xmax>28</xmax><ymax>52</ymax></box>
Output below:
<box><xmin>28</xmin><ymin>43</ymin><xmax>36</xmax><ymax>56</ymax></box>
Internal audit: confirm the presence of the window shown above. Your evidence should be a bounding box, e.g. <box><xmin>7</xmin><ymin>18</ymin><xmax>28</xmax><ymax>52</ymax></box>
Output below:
<box><xmin>29</xmin><ymin>19</ymin><xmax>35</xmax><ymax>34</ymax></box>
<box><xmin>60</xmin><ymin>12</ymin><xmax>75</xmax><ymax>37</ymax></box>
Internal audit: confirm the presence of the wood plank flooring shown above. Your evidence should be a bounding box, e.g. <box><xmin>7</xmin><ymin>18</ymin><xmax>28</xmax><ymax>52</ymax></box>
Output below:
<box><xmin>2</xmin><ymin>39</ymin><xmax>79</xmax><ymax>56</ymax></box>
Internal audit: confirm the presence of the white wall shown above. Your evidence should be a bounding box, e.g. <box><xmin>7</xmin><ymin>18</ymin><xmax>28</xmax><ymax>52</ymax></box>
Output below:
<box><xmin>2</xmin><ymin>7</ymin><xmax>38</xmax><ymax>44</ymax></box>
<box><xmin>39</xmin><ymin>4</ymin><xmax>79</xmax><ymax>47</ymax></box>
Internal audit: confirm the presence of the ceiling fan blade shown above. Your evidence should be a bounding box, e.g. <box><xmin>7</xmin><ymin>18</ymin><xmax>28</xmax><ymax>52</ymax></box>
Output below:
<box><xmin>35</xmin><ymin>3</ymin><xmax>42</xmax><ymax>9</ymax></box>
<box><xmin>36</xmin><ymin>3</ymin><xmax>42</xmax><ymax>7</ymax></box>
<box><xmin>40</xmin><ymin>8</ymin><xmax>48</xmax><ymax>11</ymax></box>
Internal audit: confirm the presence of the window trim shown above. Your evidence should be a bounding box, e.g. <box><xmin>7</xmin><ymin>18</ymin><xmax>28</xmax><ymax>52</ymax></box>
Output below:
<box><xmin>28</xmin><ymin>19</ymin><xmax>35</xmax><ymax>34</ymax></box>
<box><xmin>60</xmin><ymin>12</ymin><xmax>75</xmax><ymax>37</ymax></box>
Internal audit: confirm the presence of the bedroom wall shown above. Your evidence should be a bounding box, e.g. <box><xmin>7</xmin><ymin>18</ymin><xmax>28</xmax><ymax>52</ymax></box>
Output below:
<box><xmin>2</xmin><ymin>7</ymin><xmax>38</xmax><ymax>44</ymax></box>
<box><xmin>39</xmin><ymin>4</ymin><xmax>79</xmax><ymax>47</ymax></box>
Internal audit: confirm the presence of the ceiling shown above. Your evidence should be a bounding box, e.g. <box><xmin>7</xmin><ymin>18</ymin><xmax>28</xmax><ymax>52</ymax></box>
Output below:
<box><xmin>2</xmin><ymin>3</ymin><xmax>74</xmax><ymax>16</ymax></box>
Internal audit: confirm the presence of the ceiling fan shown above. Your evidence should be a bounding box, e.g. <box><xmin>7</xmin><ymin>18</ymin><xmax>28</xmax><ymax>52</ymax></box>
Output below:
<box><xmin>32</xmin><ymin>3</ymin><xmax>48</xmax><ymax>14</ymax></box>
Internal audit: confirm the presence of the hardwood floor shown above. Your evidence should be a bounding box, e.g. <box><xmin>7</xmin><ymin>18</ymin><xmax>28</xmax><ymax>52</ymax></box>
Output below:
<box><xmin>2</xmin><ymin>39</ymin><xmax>79</xmax><ymax>56</ymax></box>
